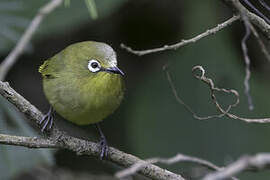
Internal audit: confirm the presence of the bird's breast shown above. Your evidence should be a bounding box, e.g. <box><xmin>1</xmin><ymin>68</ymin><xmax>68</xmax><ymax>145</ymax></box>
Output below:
<box><xmin>43</xmin><ymin>73</ymin><xmax>124</xmax><ymax>125</ymax></box>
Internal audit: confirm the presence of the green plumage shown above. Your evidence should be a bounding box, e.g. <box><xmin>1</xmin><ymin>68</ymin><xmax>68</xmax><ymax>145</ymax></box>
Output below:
<box><xmin>39</xmin><ymin>41</ymin><xmax>124</xmax><ymax>125</ymax></box>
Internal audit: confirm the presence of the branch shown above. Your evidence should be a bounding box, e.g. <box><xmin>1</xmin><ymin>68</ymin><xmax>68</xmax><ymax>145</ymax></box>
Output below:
<box><xmin>121</xmin><ymin>1</ymin><xmax>270</xmax><ymax>56</ymax></box>
<box><xmin>242</xmin><ymin>0</ymin><xmax>270</xmax><ymax>25</ymax></box>
<box><xmin>240</xmin><ymin>15</ymin><xmax>254</xmax><ymax>110</ymax></box>
<box><xmin>0</xmin><ymin>0</ymin><xmax>63</xmax><ymax>81</ymax></box>
<box><xmin>121</xmin><ymin>15</ymin><xmax>240</xmax><ymax>56</ymax></box>
<box><xmin>164</xmin><ymin>65</ymin><xmax>235</xmax><ymax>120</ymax></box>
<box><xmin>222</xmin><ymin>0</ymin><xmax>270</xmax><ymax>40</ymax></box>
<box><xmin>228</xmin><ymin>0</ymin><xmax>270</xmax><ymax>62</ymax></box>
<box><xmin>203</xmin><ymin>153</ymin><xmax>270</xmax><ymax>180</ymax></box>
<box><xmin>0</xmin><ymin>80</ymin><xmax>184</xmax><ymax>180</ymax></box>
<box><xmin>0</xmin><ymin>134</ymin><xmax>57</xmax><ymax>148</ymax></box>
<box><xmin>165</xmin><ymin>65</ymin><xmax>270</xmax><ymax>123</ymax></box>
<box><xmin>115</xmin><ymin>153</ymin><xmax>238</xmax><ymax>180</ymax></box>
<box><xmin>259</xmin><ymin>0</ymin><xmax>270</xmax><ymax>12</ymax></box>
<box><xmin>222</xmin><ymin>0</ymin><xmax>270</xmax><ymax>110</ymax></box>
<box><xmin>191</xmin><ymin>65</ymin><xmax>270</xmax><ymax>123</ymax></box>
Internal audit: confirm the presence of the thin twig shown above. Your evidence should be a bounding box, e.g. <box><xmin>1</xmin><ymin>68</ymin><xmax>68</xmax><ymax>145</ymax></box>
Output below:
<box><xmin>165</xmin><ymin>65</ymin><xmax>270</xmax><ymax>123</ymax></box>
<box><xmin>226</xmin><ymin>0</ymin><xmax>270</xmax><ymax>110</ymax></box>
<box><xmin>163</xmin><ymin>65</ymin><xmax>231</xmax><ymax>120</ymax></box>
<box><xmin>241</xmin><ymin>0</ymin><xmax>270</xmax><ymax>24</ymax></box>
<box><xmin>191</xmin><ymin>66</ymin><xmax>270</xmax><ymax>123</ymax></box>
<box><xmin>259</xmin><ymin>0</ymin><xmax>270</xmax><ymax>11</ymax></box>
<box><xmin>121</xmin><ymin>16</ymin><xmax>240</xmax><ymax>56</ymax></box>
<box><xmin>248</xmin><ymin>22</ymin><xmax>270</xmax><ymax>62</ymax></box>
<box><xmin>0</xmin><ymin>0</ymin><xmax>63</xmax><ymax>81</ymax></box>
<box><xmin>222</xmin><ymin>0</ymin><xmax>270</xmax><ymax>39</ymax></box>
<box><xmin>203</xmin><ymin>153</ymin><xmax>270</xmax><ymax>180</ymax></box>
<box><xmin>0</xmin><ymin>80</ymin><xmax>184</xmax><ymax>180</ymax></box>
<box><xmin>241</xmin><ymin>18</ymin><xmax>253</xmax><ymax>110</ymax></box>
<box><xmin>116</xmin><ymin>153</ymin><xmax>238</xmax><ymax>180</ymax></box>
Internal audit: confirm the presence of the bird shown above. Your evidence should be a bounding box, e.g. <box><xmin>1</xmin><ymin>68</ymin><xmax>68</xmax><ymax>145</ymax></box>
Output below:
<box><xmin>38</xmin><ymin>41</ymin><xmax>125</xmax><ymax>159</ymax></box>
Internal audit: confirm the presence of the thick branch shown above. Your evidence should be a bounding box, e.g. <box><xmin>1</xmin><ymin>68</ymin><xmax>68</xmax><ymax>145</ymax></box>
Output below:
<box><xmin>0</xmin><ymin>0</ymin><xmax>63</xmax><ymax>81</ymax></box>
<box><xmin>121</xmin><ymin>16</ymin><xmax>240</xmax><ymax>56</ymax></box>
<box><xmin>0</xmin><ymin>134</ymin><xmax>57</xmax><ymax>148</ymax></box>
<box><xmin>0</xmin><ymin>80</ymin><xmax>184</xmax><ymax>180</ymax></box>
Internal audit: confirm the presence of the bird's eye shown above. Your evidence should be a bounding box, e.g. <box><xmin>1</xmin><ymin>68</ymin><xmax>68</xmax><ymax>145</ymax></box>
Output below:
<box><xmin>88</xmin><ymin>59</ymin><xmax>101</xmax><ymax>73</ymax></box>
<box><xmin>91</xmin><ymin>62</ymin><xmax>98</xmax><ymax>68</ymax></box>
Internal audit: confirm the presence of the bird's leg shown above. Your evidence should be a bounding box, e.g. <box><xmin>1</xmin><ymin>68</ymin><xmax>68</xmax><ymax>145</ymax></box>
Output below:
<box><xmin>95</xmin><ymin>123</ymin><xmax>109</xmax><ymax>160</ymax></box>
<box><xmin>39</xmin><ymin>106</ymin><xmax>54</xmax><ymax>132</ymax></box>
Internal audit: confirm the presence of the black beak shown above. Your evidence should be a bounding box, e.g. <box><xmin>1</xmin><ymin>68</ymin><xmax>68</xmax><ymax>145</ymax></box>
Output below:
<box><xmin>105</xmin><ymin>66</ymin><xmax>125</xmax><ymax>76</ymax></box>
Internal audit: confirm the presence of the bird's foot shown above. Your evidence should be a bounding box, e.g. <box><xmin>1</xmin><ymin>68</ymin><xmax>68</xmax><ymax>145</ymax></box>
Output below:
<box><xmin>98</xmin><ymin>136</ymin><xmax>109</xmax><ymax>160</ymax></box>
<box><xmin>95</xmin><ymin>123</ymin><xmax>109</xmax><ymax>159</ymax></box>
<box><xmin>39</xmin><ymin>106</ymin><xmax>54</xmax><ymax>132</ymax></box>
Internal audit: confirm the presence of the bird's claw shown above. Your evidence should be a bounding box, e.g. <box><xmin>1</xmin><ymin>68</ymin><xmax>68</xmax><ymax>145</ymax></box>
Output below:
<box><xmin>39</xmin><ymin>107</ymin><xmax>54</xmax><ymax>132</ymax></box>
<box><xmin>99</xmin><ymin>136</ymin><xmax>109</xmax><ymax>160</ymax></box>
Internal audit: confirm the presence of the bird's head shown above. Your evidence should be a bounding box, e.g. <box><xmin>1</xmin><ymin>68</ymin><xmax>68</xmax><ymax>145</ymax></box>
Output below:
<box><xmin>62</xmin><ymin>41</ymin><xmax>124</xmax><ymax>78</ymax></box>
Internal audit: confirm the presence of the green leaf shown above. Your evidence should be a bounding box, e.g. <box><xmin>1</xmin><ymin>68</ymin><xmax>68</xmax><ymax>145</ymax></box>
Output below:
<box><xmin>64</xmin><ymin>0</ymin><xmax>71</xmax><ymax>7</ymax></box>
<box><xmin>84</xmin><ymin>0</ymin><xmax>98</xmax><ymax>19</ymax></box>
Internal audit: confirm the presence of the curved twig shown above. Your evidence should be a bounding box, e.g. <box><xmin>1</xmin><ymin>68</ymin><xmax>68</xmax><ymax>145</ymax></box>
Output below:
<box><xmin>192</xmin><ymin>66</ymin><xmax>270</xmax><ymax>123</ymax></box>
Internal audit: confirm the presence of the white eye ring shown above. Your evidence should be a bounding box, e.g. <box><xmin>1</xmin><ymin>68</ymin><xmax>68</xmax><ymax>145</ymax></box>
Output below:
<box><xmin>88</xmin><ymin>59</ymin><xmax>101</xmax><ymax>73</ymax></box>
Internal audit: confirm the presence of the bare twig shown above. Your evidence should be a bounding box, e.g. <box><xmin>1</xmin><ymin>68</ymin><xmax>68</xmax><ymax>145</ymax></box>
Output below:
<box><xmin>259</xmin><ymin>0</ymin><xmax>270</xmax><ymax>11</ymax></box>
<box><xmin>222</xmin><ymin>0</ymin><xmax>270</xmax><ymax>40</ymax></box>
<box><xmin>203</xmin><ymin>153</ymin><xmax>270</xmax><ymax>180</ymax></box>
<box><xmin>191</xmin><ymin>66</ymin><xmax>270</xmax><ymax>123</ymax></box>
<box><xmin>248</xmin><ymin>22</ymin><xmax>270</xmax><ymax>62</ymax></box>
<box><xmin>0</xmin><ymin>80</ymin><xmax>184</xmax><ymax>180</ymax></box>
<box><xmin>121</xmin><ymin>16</ymin><xmax>240</xmax><ymax>56</ymax></box>
<box><xmin>234</xmin><ymin>0</ymin><xmax>270</xmax><ymax>61</ymax></box>
<box><xmin>165</xmin><ymin>65</ymin><xmax>270</xmax><ymax>123</ymax></box>
<box><xmin>164</xmin><ymin>65</ymin><xmax>231</xmax><ymax>120</ymax></box>
<box><xmin>116</xmin><ymin>153</ymin><xmax>238</xmax><ymax>180</ymax></box>
<box><xmin>241</xmin><ymin>18</ymin><xmax>254</xmax><ymax>110</ymax></box>
<box><xmin>229</xmin><ymin>0</ymin><xmax>270</xmax><ymax>110</ymax></box>
<box><xmin>241</xmin><ymin>0</ymin><xmax>270</xmax><ymax>24</ymax></box>
<box><xmin>239</xmin><ymin>16</ymin><xmax>270</xmax><ymax>109</ymax></box>
<box><xmin>0</xmin><ymin>0</ymin><xmax>63</xmax><ymax>81</ymax></box>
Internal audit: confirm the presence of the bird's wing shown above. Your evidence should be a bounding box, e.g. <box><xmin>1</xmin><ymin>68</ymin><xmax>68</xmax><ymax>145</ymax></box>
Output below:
<box><xmin>39</xmin><ymin>54</ymin><xmax>64</xmax><ymax>79</ymax></box>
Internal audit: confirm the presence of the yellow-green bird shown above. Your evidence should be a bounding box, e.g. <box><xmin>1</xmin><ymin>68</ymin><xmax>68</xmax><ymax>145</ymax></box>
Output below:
<box><xmin>39</xmin><ymin>41</ymin><xmax>124</xmax><ymax>158</ymax></box>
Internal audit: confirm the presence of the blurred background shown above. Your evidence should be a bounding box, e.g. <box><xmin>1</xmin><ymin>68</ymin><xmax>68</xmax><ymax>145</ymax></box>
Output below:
<box><xmin>0</xmin><ymin>0</ymin><xmax>270</xmax><ymax>179</ymax></box>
